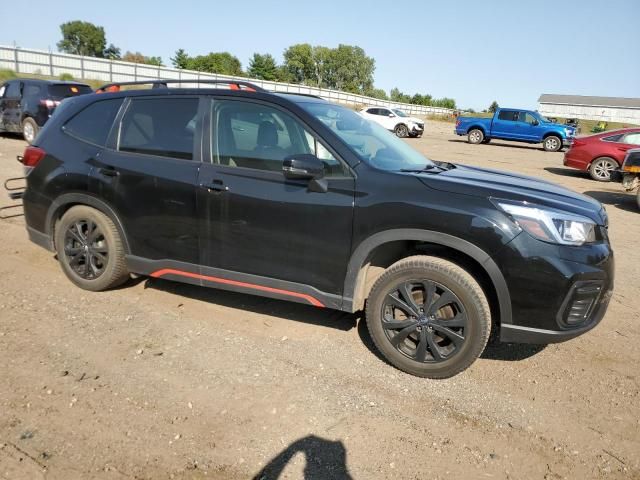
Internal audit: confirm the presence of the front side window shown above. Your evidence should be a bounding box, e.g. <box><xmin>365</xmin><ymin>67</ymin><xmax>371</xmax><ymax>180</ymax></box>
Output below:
<box><xmin>119</xmin><ymin>98</ymin><xmax>199</xmax><ymax>160</ymax></box>
<box><xmin>520</xmin><ymin>112</ymin><xmax>537</xmax><ymax>125</ymax></box>
<box><xmin>622</xmin><ymin>132</ymin><xmax>640</xmax><ymax>145</ymax></box>
<box><xmin>213</xmin><ymin>99</ymin><xmax>349</xmax><ymax>177</ymax></box>
<box><xmin>63</xmin><ymin>98</ymin><xmax>123</xmax><ymax>146</ymax></box>
<box><xmin>498</xmin><ymin>110</ymin><xmax>518</xmax><ymax>121</ymax></box>
<box><xmin>299</xmin><ymin>101</ymin><xmax>435</xmax><ymax>171</ymax></box>
<box><xmin>392</xmin><ymin>109</ymin><xmax>409</xmax><ymax>118</ymax></box>
<box><xmin>379</xmin><ymin>109</ymin><xmax>391</xmax><ymax>116</ymax></box>
<box><xmin>23</xmin><ymin>84</ymin><xmax>42</xmax><ymax>97</ymax></box>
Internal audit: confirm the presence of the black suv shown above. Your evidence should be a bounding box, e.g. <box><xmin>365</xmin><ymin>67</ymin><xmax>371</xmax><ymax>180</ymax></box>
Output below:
<box><xmin>21</xmin><ymin>80</ymin><xmax>614</xmax><ymax>378</ymax></box>
<box><xmin>0</xmin><ymin>78</ymin><xmax>92</xmax><ymax>144</ymax></box>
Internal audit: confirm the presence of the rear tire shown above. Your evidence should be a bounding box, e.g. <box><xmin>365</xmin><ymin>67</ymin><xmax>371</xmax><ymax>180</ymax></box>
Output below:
<box><xmin>543</xmin><ymin>135</ymin><xmax>562</xmax><ymax>152</ymax></box>
<box><xmin>55</xmin><ymin>206</ymin><xmax>129</xmax><ymax>291</ymax></box>
<box><xmin>589</xmin><ymin>157</ymin><xmax>617</xmax><ymax>182</ymax></box>
<box><xmin>22</xmin><ymin>118</ymin><xmax>38</xmax><ymax>145</ymax></box>
<box><xmin>468</xmin><ymin>129</ymin><xmax>484</xmax><ymax>144</ymax></box>
<box><xmin>365</xmin><ymin>256</ymin><xmax>491</xmax><ymax>379</ymax></box>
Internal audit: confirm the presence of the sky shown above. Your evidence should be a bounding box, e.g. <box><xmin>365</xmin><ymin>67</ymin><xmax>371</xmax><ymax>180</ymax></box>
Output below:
<box><xmin>4</xmin><ymin>0</ymin><xmax>640</xmax><ymax>110</ymax></box>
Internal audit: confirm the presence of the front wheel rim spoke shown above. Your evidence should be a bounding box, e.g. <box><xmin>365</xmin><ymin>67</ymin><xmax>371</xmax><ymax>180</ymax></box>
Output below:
<box><xmin>383</xmin><ymin>318</ymin><xmax>417</xmax><ymax>330</ymax></box>
<box><xmin>386</xmin><ymin>292</ymin><xmax>419</xmax><ymax>317</ymax></box>
<box><xmin>426</xmin><ymin>332</ymin><xmax>443</xmax><ymax>361</ymax></box>
<box><xmin>415</xmin><ymin>329</ymin><xmax>427</xmax><ymax>362</ymax></box>
<box><xmin>431</xmin><ymin>324</ymin><xmax>465</xmax><ymax>346</ymax></box>
<box><xmin>431</xmin><ymin>313</ymin><xmax>466</xmax><ymax>328</ymax></box>
<box><xmin>428</xmin><ymin>291</ymin><xmax>454</xmax><ymax>315</ymax></box>
<box><xmin>390</xmin><ymin>324</ymin><xmax>417</xmax><ymax>347</ymax></box>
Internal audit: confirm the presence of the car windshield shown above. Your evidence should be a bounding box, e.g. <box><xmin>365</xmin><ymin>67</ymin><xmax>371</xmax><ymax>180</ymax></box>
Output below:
<box><xmin>300</xmin><ymin>102</ymin><xmax>434</xmax><ymax>171</ymax></box>
<box><xmin>392</xmin><ymin>109</ymin><xmax>409</xmax><ymax>117</ymax></box>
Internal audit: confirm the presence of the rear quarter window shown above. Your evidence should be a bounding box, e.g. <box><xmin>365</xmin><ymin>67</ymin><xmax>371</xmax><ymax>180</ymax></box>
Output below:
<box><xmin>62</xmin><ymin>99</ymin><xmax>123</xmax><ymax>146</ymax></box>
<box><xmin>602</xmin><ymin>134</ymin><xmax>624</xmax><ymax>142</ymax></box>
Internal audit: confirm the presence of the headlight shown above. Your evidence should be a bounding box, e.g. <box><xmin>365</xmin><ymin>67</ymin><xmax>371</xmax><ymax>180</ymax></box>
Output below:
<box><xmin>493</xmin><ymin>199</ymin><xmax>597</xmax><ymax>246</ymax></box>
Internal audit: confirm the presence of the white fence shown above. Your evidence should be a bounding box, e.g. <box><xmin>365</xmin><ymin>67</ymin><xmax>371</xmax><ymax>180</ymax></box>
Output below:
<box><xmin>0</xmin><ymin>45</ymin><xmax>455</xmax><ymax>117</ymax></box>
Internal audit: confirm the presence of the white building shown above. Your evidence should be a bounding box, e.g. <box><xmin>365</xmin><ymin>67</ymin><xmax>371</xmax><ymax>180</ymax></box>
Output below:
<box><xmin>537</xmin><ymin>94</ymin><xmax>640</xmax><ymax>125</ymax></box>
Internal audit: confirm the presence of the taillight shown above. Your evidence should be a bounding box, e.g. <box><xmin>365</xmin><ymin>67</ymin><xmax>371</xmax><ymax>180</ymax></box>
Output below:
<box><xmin>39</xmin><ymin>99</ymin><xmax>61</xmax><ymax>109</ymax></box>
<box><xmin>22</xmin><ymin>146</ymin><xmax>46</xmax><ymax>168</ymax></box>
<box><xmin>571</xmin><ymin>138</ymin><xmax>585</xmax><ymax>148</ymax></box>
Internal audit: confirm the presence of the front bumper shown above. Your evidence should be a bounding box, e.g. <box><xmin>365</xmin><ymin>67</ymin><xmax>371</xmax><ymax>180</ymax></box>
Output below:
<box><xmin>495</xmin><ymin>231</ymin><xmax>614</xmax><ymax>344</ymax></box>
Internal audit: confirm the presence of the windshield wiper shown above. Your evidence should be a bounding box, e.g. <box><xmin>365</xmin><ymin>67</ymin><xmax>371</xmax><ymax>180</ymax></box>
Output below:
<box><xmin>399</xmin><ymin>164</ymin><xmax>443</xmax><ymax>173</ymax></box>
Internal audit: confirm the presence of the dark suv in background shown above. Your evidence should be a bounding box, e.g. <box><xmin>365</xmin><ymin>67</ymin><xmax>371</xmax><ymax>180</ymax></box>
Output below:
<box><xmin>21</xmin><ymin>80</ymin><xmax>614</xmax><ymax>378</ymax></box>
<box><xmin>0</xmin><ymin>78</ymin><xmax>92</xmax><ymax>144</ymax></box>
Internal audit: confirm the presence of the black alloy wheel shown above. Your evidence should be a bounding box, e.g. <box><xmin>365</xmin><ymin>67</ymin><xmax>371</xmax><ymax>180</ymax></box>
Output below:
<box><xmin>63</xmin><ymin>219</ymin><xmax>109</xmax><ymax>280</ymax></box>
<box><xmin>381</xmin><ymin>280</ymin><xmax>468</xmax><ymax>363</ymax></box>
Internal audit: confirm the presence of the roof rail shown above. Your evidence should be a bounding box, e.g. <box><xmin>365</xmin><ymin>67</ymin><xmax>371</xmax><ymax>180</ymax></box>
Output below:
<box><xmin>95</xmin><ymin>79</ymin><xmax>266</xmax><ymax>93</ymax></box>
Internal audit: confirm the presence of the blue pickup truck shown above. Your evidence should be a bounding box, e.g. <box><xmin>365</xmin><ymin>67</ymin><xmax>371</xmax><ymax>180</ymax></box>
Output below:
<box><xmin>455</xmin><ymin>108</ymin><xmax>576</xmax><ymax>152</ymax></box>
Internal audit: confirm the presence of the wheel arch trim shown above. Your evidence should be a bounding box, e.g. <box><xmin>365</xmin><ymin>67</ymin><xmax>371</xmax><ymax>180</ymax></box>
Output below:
<box><xmin>45</xmin><ymin>192</ymin><xmax>131</xmax><ymax>254</ymax></box>
<box><xmin>342</xmin><ymin>229</ymin><xmax>512</xmax><ymax>324</ymax></box>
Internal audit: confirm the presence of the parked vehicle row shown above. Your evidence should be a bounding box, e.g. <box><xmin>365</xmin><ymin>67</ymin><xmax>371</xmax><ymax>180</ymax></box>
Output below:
<box><xmin>0</xmin><ymin>79</ymin><xmax>92</xmax><ymax>144</ymax></box>
<box><xmin>563</xmin><ymin>128</ymin><xmax>640</xmax><ymax>181</ymax></box>
<box><xmin>455</xmin><ymin>108</ymin><xmax>576</xmax><ymax>152</ymax></box>
<box><xmin>19</xmin><ymin>79</ymin><xmax>613</xmax><ymax>378</ymax></box>
<box><xmin>610</xmin><ymin>148</ymin><xmax>640</xmax><ymax>209</ymax></box>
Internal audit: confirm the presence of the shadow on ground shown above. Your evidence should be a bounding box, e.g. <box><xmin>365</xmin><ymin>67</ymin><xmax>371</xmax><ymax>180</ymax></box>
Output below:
<box><xmin>252</xmin><ymin>435</ymin><xmax>353</xmax><ymax>480</ymax></box>
<box><xmin>447</xmin><ymin>139</ymin><xmax>545</xmax><ymax>151</ymax></box>
<box><xmin>544</xmin><ymin>167</ymin><xmax>588</xmax><ymax>179</ymax></box>
<box><xmin>584</xmin><ymin>190</ymin><xmax>638</xmax><ymax>213</ymax></box>
<box><xmin>145</xmin><ymin>277</ymin><xmax>358</xmax><ymax>331</ymax></box>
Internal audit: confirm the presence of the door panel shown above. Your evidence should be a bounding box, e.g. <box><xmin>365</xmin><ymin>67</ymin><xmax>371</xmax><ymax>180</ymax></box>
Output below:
<box><xmin>199</xmin><ymin>97</ymin><xmax>355</xmax><ymax>295</ymax></box>
<box><xmin>89</xmin><ymin>96</ymin><xmax>202</xmax><ymax>264</ymax></box>
<box><xmin>492</xmin><ymin>110</ymin><xmax>518</xmax><ymax>139</ymax></box>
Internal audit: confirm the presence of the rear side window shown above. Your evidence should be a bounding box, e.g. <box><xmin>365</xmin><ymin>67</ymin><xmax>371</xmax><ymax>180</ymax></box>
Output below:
<box><xmin>63</xmin><ymin>99</ymin><xmax>123</xmax><ymax>146</ymax></box>
<box><xmin>498</xmin><ymin>110</ymin><xmax>518</xmax><ymax>121</ymax></box>
<box><xmin>24</xmin><ymin>84</ymin><xmax>43</xmax><ymax>97</ymax></box>
<box><xmin>48</xmin><ymin>84</ymin><xmax>93</xmax><ymax>99</ymax></box>
<box><xmin>623</xmin><ymin>132</ymin><xmax>640</xmax><ymax>145</ymax></box>
<box><xmin>119</xmin><ymin>98</ymin><xmax>199</xmax><ymax>160</ymax></box>
<box><xmin>602</xmin><ymin>134</ymin><xmax>623</xmax><ymax>142</ymax></box>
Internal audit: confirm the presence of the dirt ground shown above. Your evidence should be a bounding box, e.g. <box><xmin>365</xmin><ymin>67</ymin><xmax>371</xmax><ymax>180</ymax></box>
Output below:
<box><xmin>0</xmin><ymin>121</ymin><xmax>639</xmax><ymax>480</ymax></box>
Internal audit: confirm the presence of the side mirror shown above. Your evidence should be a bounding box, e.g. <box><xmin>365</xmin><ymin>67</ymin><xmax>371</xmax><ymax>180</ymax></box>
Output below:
<box><xmin>532</xmin><ymin>120</ymin><xmax>539</xmax><ymax>126</ymax></box>
<box><xmin>388</xmin><ymin>113</ymin><xmax>395</xmax><ymax>118</ymax></box>
<box><xmin>283</xmin><ymin>154</ymin><xmax>324</xmax><ymax>180</ymax></box>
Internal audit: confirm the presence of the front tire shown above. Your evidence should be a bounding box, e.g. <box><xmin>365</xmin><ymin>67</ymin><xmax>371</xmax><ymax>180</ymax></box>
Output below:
<box><xmin>543</xmin><ymin>135</ymin><xmax>562</xmax><ymax>152</ymax></box>
<box><xmin>22</xmin><ymin>118</ymin><xmax>39</xmax><ymax>145</ymax></box>
<box><xmin>468</xmin><ymin>129</ymin><xmax>484</xmax><ymax>144</ymax></box>
<box><xmin>55</xmin><ymin>206</ymin><xmax>129</xmax><ymax>291</ymax></box>
<box><xmin>365</xmin><ymin>256</ymin><xmax>491</xmax><ymax>379</ymax></box>
<box><xmin>589</xmin><ymin>157</ymin><xmax>617</xmax><ymax>182</ymax></box>
<box><xmin>394</xmin><ymin>124</ymin><xmax>409</xmax><ymax>138</ymax></box>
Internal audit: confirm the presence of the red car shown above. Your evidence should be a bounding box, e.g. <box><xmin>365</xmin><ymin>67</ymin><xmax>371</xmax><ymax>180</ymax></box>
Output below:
<box><xmin>564</xmin><ymin>128</ymin><xmax>640</xmax><ymax>181</ymax></box>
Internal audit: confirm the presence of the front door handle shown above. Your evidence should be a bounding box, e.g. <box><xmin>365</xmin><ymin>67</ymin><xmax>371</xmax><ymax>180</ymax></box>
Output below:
<box><xmin>200</xmin><ymin>180</ymin><xmax>228</xmax><ymax>192</ymax></box>
<box><xmin>99</xmin><ymin>166</ymin><xmax>119</xmax><ymax>177</ymax></box>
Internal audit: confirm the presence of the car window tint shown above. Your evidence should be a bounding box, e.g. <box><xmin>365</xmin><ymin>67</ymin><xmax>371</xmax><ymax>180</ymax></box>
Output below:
<box><xmin>63</xmin><ymin>98</ymin><xmax>123</xmax><ymax>146</ymax></box>
<box><xmin>379</xmin><ymin>109</ymin><xmax>390</xmax><ymax>116</ymax></box>
<box><xmin>24</xmin><ymin>84</ymin><xmax>42</xmax><ymax>97</ymax></box>
<box><xmin>367</xmin><ymin>108</ymin><xmax>377</xmax><ymax>115</ymax></box>
<box><xmin>119</xmin><ymin>98</ymin><xmax>199</xmax><ymax>160</ymax></box>
<box><xmin>48</xmin><ymin>84</ymin><xmax>93</xmax><ymax>99</ymax></box>
<box><xmin>498</xmin><ymin>110</ymin><xmax>517</xmax><ymax>121</ymax></box>
<box><xmin>520</xmin><ymin>112</ymin><xmax>536</xmax><ymax>124</ymax></box>
<box><xmin>213</xmin><ymin>99</ymin><xmax>349</xmax><ymax>177</ymax></box>
<box><xmin>602</xmin><ymin>134</ymin><xmax>624</xmax><ymax>142</ymax></box>
<box><xmin>6</xmin><ymin>82</ymin><xmax>20</xmax><ymax>98</ymax></box>
<box><xmin>623</xmin><ymin>133</ymin><xmax>640</xmax><ymax>145</ymax></box>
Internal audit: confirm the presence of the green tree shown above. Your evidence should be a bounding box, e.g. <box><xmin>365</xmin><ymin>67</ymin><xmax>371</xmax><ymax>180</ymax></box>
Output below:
<box><xmin>185</xmin><ymin>52</ymin><xmax>243</xmax><ymax>76</ymax></box>
<box><xmin>326</xmin><ymin>44</ymin><xmax>374</xmax><ymax>94</ymax></box>
<box><xmin>488</xmin><ymin>101</ymin><xmax>499</xmax><ymax>113</ymax></box>
<box><xmin>248</xmin><ymin>53</ymin><xmax>279</xmax><ymax>81</ymax></box>
<box><xmin>282</xmin><ymin>43</ymin><xmax>314</xmax><ymax>84</ymax></box>
<box><xmin>103</xmin><ymin>43</ymin><xmax>121</xmax><ymax>60</ymax></box>
<box><xmin>390</xmin><ymin>88</ymin><xmax>411</xmax><ymax>103</ymax></box>
<box><xmin>365</xmin><ymin>88</ymin><xmax>388</xmax><ymax>100</ymax></box>
<box><xmin>122</xmin><ymin>51</ymin><xmax>163</xmax><ymax>66</ymax></box>
<box><xmin>171</xmin><ymin>49</ymin><xmax>190</xmax><ymax>69</ymax></box>
<box><xmin>57</xmin><ymin>20</ymin><xmax>106</xmax><ymax>57</ymax></box>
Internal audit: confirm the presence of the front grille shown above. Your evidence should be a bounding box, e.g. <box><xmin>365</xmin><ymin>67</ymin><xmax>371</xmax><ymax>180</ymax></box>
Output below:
<box><xmin>557</xmin><ymin>281</ymin><xmax>604</xmax><ymax>328</ymax></box>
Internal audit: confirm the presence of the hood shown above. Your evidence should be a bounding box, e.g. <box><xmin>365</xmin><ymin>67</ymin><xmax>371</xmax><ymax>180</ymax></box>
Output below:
<box><xmin>406</xmin><ymin>116</ymin><xmax>424</xmax><ymax>124</ymax></box>
<box><xmin>543</xmin><ymin>121</ymin><xmax>575</xmax><ymax>133</ymax></box>
<box><xmin>418</xmin><ymin>164</ymin><xmax>606</xmax><ymax>225</ymax></box>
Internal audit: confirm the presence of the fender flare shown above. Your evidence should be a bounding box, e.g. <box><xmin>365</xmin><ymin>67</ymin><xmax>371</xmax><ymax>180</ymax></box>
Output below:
<box><xmin>342</xmin><ymin>229</ymin><xmax>512</xmax><ymax>324</ymax></box>
<box><xmin>45</xmin><ymin>192</ymin><xmax>131</xmax><ymax>253</ymax></box>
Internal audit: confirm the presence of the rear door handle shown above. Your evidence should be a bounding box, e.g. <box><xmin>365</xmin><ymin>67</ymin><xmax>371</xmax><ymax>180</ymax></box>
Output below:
<box><xmin>200</xmin><ymin>179</ymin><xmax>228</xmax><ymax>192</ymax></box>
<box><xmin>99</xmin><ymin>166</ymin><xmax>120</xmax><ymax>177</ymax></box>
